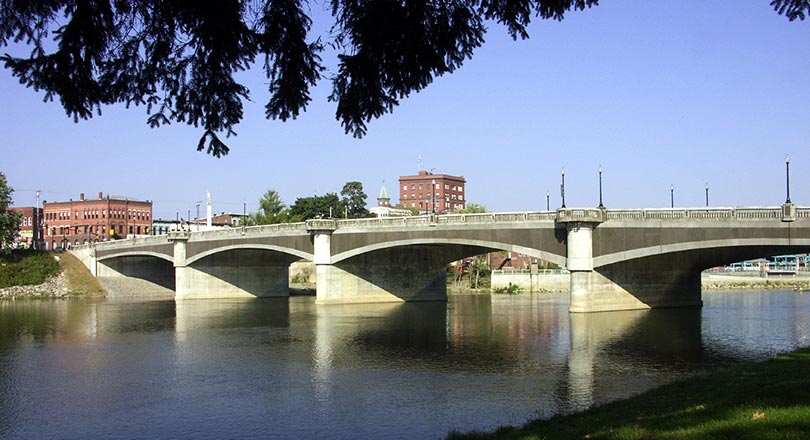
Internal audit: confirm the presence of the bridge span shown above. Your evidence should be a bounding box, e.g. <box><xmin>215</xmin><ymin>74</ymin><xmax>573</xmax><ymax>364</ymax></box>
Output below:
<box><xmin>71</xmin><ymin>205</ymin><xmax>810</xmax><ymax>312</ymax></box>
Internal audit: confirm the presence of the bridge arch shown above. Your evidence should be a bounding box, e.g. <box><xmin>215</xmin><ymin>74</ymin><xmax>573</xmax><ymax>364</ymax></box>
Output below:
<box><xmin>330</xmin><ymin>238</ymin><xmax>566</xmax><ymax>267</ymax></box>
<box><xmin>97</xmin><ymin>250</ymin><xmax>174</xmax><ymax>264</ymax></box>
<box><xmin>594</xmin><ymin>238</ymin><xmax>810</xmax><ymax>269</ymax></box>
<box><xmin>96</xmin><ymin>252</ymin><xmax>175</xmax><ymax>290</ymax></box>
<box><xmin>186</xmin><ymin>244</ymin><xmax>313</xmax><ymax>265</ymax></box>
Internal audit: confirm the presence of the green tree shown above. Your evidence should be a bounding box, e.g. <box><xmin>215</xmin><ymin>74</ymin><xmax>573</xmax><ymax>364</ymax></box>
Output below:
<box><xmin>289</xmin><ymin>193</ymin><xmax>341</xmax><ymax>222</ymax></box>
<box><xmin>457</xmin><ymin>203</ymin><xmax>486</xmax><ymax>214</ymax></box>
<box><xmin>250</xmin><ymin>189</ymin><xmax>288</xmax><ymax>224</ymax></box>
<box><xmin>0</xmin><ymin>172</ymin><xmax>22</xmax><ymax>253</ymax></box>
<box><xmin>340</xmin><ymin>181</ymin><xmax>370</xmax><ymax>218</ymax></box>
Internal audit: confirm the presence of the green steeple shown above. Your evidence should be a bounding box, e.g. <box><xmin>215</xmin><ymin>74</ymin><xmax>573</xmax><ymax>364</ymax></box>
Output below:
<box><xmin>377</xmin><ymin>182</ymin><xmax>390</xmax><ymax>207</ymax></box>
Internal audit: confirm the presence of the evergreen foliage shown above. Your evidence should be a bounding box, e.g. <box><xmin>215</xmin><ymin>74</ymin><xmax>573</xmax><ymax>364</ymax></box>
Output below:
<box><xmin>249</xmin><ymin>189</ymin><xmax>288</xmax><ymax>224</ymax></box>
<box><xmin>339</xmin><ymin>181</ymin><xmax>370</xmax><ymax>218</ymax></box>
<box><xmin>0</xmin><ymin>0</ymin><xmax>607</xmax><ymax>156</ymax></box>
<box><xmin>2</xmin><ymin>2</ymin><xmax>806</xmax><ymax>156</ymax></box>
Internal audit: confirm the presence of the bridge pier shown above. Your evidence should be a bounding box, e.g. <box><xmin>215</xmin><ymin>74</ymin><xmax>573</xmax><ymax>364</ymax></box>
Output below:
<box><xmin>563</xmin><ymin>218</ymin><xmax>649</xmax><ymax>313</ymax></box>
<box><xmin>172</xmin><ymin>234</ymin><xmax>291</xmax><ymax>299</ymax></box>
<box><xmin>561</xmin><ymin>209</ymin><xmax>703</xmax><ymax>312</ymax></box>
<box><xmin>309</xmin><ymin>220</ymin><xmax>447</xmax><ymax>304</ymax></box>
<box><xmin>562</xmin><ymin>210</ymin><xmax>675</xmax><ymax>313</ymax></box>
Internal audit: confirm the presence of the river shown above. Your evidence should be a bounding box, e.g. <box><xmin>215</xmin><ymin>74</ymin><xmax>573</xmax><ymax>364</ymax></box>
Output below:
<box><xmin>1</xmin><ymin>290</ymin><xmax>808</xmax><ymax>439</ymax></box>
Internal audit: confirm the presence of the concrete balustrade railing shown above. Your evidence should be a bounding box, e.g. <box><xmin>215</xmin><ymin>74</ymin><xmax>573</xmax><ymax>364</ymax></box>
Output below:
<box><xmin>73</xmin><ymin>206</ymin><xmax>809</xmax><ymax>252</ymax></box>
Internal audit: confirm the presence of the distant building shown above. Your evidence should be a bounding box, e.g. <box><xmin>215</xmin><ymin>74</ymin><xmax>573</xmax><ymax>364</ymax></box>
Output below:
<box><xmin>369</xmin><ymin>183</ymin><xmax>413</xmax><ymax>217</ymax></box>
<box><xmin>188</xmin><ymin>212</ymin><xmax>247</xmax><ymax>230</ymax></box>
<box><xmin>399</xmin><ymin>170</ymin><xmax>466</xmax><ymax>214</ymax></box>
<box><xmin>151</xmin><ymin>218</ymin><xmax>182</xmax><ymax>235</ymax></box>
<box><xmin>8</xmin><ymin>206</ymin><xmax>44</xmax><ymax>249</ymax></box>
<box><xmin>42</xmin><ymin>192</ymin><xmax>152</xmax><ymax>250</ymax></box>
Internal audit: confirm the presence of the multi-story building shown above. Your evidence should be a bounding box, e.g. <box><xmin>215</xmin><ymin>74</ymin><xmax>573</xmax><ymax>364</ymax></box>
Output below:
<box><xmin>8</xmin><ymin>206</ymin><xmax>43</xmax><ymax>249</ymax></box>
<box><xmin>42</xmin><ymin>192</ymin><xmax>152</xmax><ymax>250</ymax></box>
<box><xmin>399</xmin><ymin>170</ymin><xmax>466</xmax><ymax>214</ymax></box>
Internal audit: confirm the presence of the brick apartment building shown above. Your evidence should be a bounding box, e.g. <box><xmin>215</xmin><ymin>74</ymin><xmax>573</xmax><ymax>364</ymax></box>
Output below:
<box><xmin>42</xmin><ymin>192</ymin><xmax>152</xmax><ymax>250</ymax></box>
<box><xmin>399</xmin><ymin>170</ymin><xmax>466</xmax><ymax>214</ymax></box>
<box><xmin>8</xmin><ymin>206</ymin><xmax>43</xmax><ymax>249</ymax></box>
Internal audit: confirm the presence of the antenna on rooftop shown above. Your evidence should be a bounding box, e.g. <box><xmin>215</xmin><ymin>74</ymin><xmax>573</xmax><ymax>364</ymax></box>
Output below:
<box><xmin>418</xmin><ymin>154</ymin><xmax>422</xmax><ymax>172</ymax></box>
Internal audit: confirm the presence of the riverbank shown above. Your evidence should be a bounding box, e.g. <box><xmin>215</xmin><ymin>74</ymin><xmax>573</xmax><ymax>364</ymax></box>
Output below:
<box><xmin>0</xmin><ymin>251</ymin><xmax>105</xmax><ymax>299</ymax></box>
<box><xmin>702</xmin><ymin>272</ymin><xmax>810</xmax><ymax>291</ymax></box>
<box><xmin>448</xmin><ymin>346</ymin><xmax>810</xmax><ymax>439</ymax></box>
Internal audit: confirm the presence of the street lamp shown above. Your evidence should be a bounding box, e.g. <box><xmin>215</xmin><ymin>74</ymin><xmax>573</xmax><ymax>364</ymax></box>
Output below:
<box><xmin>431</xmin><ymin>178</ymin><xmax>436</xmax><ymax>214</ymax></box>
<box><xmin>705</xmin><ymin>182</ymin><xmax>709</xmax><ymax>207</ymax></box>
<box><xmin>546</xmin><ymin>190</ymin><xmax>550</xmax><ymax>211</ymax></box>
<box><xmin>195</xmin><ymin>201</ymin><xmax>201</xmax><ymax>231</ymax></box>
<box><xmin>785</xmin><ymin>155</ymin><xmax>791</xmax><ymax>204</ymax></box>
<box><xmin>598</xmin><ymin>165</ymin><xmax>604</xmax><ymax>208</ymax></box>
<box><xmin>560</xmin><ymin>168</ymin><xmax>566</xmax><ymax>208</ymax></box>
<box><xmin>670</xmin><ymin>184</ymin><xmax>675</xmax><ymax>208</ymax></box>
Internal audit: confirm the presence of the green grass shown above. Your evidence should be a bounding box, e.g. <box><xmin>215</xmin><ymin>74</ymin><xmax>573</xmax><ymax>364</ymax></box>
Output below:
<box><xmin>0</xmin><ymin>249</ymin><xmax>59</xmax><ymax>288</ymax></box>
<box><xmin>448</xmin><ymin>348</ymin><xmax>810</xmax><ymax>440</ymax></box>
<box><xmin>59</xmin><ymin>251</ymin><xmax>106</xmax><ymax>296</ymax></box>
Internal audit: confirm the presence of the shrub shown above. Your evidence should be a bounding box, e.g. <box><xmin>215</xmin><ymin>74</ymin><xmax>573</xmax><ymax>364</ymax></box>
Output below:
<box><xmin>0</xmin><ymin>249</ymin><xmax>60</xmax><ymax>288</ymax></box>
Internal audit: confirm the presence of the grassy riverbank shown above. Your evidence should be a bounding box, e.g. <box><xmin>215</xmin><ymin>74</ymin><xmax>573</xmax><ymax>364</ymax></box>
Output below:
<box><xmin>59</xmin><ymin>251</ymin><xmax>106</xmax><ymax>296</ymax></box>
<box><xmin>0</xmin><ymin>249</ymin><xmax>59</xmax><ymax>287</ymax></box>
<box><xmin>448</xmin><ymin>347</ymin><xmax>810</xmax><ymax>440</ymax></box>
<box><xmin>0</xmin><ymin>249</ymin><xmax>105</xmax><ymax>297</ymax></box>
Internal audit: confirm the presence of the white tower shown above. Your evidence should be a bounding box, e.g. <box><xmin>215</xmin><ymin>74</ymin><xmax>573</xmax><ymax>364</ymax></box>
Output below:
<box><xmin>206</xmin><ymin>192</ymin><xmax>212</xmax><ymax>228</ymax></box>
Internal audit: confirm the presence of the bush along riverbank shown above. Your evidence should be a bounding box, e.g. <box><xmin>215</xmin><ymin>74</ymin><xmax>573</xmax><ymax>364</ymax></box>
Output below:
<box><xmin>0</xmin><ymin>250</ymin><xmax>105</xmax><ymax>299</ymax></box>
<box><xmin>447</xmin><ymin>347</ymin><xmax>810</xmax><ymax>440</ymax></box>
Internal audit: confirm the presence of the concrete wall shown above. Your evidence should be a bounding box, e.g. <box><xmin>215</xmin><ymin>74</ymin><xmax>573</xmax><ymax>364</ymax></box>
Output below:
<box><xmin>491</xmin><ymin>271</ymin><xmax>569</xmax><ymax>292</ymax></box>
<box><xmin>69</xmin><ymin>247</ymin><xmax>95</xmax><ymax>274</ymax></box>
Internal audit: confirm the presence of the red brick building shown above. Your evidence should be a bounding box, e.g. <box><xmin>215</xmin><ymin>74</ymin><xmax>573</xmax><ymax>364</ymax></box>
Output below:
<box><xmin>399</xmin><ymin>170</ymin><xmax>466</xmax><ymax>214</ymax></box>
<box><xmin>42</xmin><ymin>192</ymin><xmax>152</xmax><ymax>250</ymax></box>
<box><xmin>8</xmin><ymin>206</ymin><xmax>43</xmax><ymax>249</ymax></box>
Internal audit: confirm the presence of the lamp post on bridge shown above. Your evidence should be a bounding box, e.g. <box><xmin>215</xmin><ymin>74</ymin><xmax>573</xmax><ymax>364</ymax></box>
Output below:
<box><xmin>785</xmin><ymin>155</ymin><xmax>791</xmax><ymax>204</ymax></box>
<box><xmin>431</xmin><ymin>178</ymin><xmax>436</xmax><ymax>214</ymax></box>
<box><xmin>546</xmin><ymin>191</ymin><xmax>550</xmax><ymax>211</ymax></box>
<box><xmin>598</xmin><ymin>165</ymin><xmax>604</xmax><ymax>209</ymax></box>
<box><xmin>705</xmin><ymin>183</ymin><xmax>709</xmax><ymax>207</ymax></box>
<box><xmin>560</xmin><ymin>168</ymin><xmax>566</xmax><ymax>209</ymax></box>
<box><xmin>195</xmin><ymin>201</ymin><xmax>201</xmax><ymax>232</ymax></box>
<box><xmin>670</xmin><ymin>184</ymin><xmax>674</xmax><ymax>208</ymax></box>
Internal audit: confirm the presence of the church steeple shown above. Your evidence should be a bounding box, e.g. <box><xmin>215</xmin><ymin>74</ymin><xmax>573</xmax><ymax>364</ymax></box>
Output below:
<box><xmin>377</xmin><ymin>182</ymin><xmax>390</xmax><ymax>207</ymax></box>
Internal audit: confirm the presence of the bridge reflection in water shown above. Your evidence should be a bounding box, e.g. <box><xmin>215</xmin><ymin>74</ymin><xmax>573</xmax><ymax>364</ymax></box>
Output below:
<box><xmin>2</xmin><ymin>292</ymin><xmax>807</xmax><ymax>439</ymax></box>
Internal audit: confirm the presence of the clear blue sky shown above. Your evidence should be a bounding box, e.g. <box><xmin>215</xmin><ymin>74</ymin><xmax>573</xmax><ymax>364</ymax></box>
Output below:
<box><xmin>2</xmin><ymin>1</ymin><xmax>808</xmax><ymax>219</ymax></box>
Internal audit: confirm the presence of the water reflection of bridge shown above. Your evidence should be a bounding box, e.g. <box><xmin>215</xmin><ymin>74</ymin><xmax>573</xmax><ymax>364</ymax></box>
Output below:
<box><xmin>3</xmin><ymin>292</ymin><xmax>802</xmax><ymax>432</ymax></box>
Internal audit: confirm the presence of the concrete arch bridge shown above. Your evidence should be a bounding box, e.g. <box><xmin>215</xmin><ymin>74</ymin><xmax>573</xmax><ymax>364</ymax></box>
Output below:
<box><xmin>71</xmin><ymin>205</ymin><xmax>810</xmax><ymax>312</ymax></box>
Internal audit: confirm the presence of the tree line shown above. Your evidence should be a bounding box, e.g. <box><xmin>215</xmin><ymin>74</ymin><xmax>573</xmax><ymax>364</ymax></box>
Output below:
<box><xmin>244</xmin><ymin>181</ymin><xmax>373</xmax><ymax>225</ymax></box>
